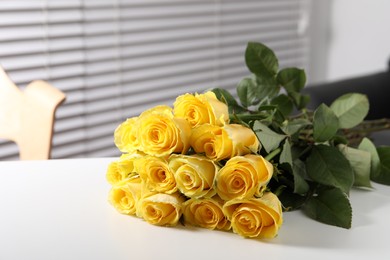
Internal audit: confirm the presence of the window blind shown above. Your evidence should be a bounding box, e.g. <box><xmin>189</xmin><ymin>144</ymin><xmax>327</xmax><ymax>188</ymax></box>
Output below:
<box><xmin>0</xmin><ymin>0</ymin><xmax>310</xmax><ymax>160</ymax></box>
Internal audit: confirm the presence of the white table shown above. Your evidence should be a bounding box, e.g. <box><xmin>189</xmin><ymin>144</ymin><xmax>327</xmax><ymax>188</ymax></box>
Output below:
<box><xmin>0</xmin><ymin>158</ymin><xmax>389</xmax><ymax>260</ymax></box>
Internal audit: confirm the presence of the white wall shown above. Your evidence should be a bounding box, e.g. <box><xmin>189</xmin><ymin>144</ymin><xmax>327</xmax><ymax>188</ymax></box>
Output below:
<box><xmin>328</xmin><ymin>0</ymin><xmax>390</xmax><ymax>80</ymax></box>
<box><xmin>310</xmin><ymin>0</ymin><xmax>390</xmax><ymax>83</ymax></box>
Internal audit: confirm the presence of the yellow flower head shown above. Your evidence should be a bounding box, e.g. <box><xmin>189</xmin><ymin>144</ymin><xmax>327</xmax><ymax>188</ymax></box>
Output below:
<box><xmin>106</xmin><ymin>153</ymin><xmax>142</xmax><ymax>185</ymax></box>
<box><xmin>114</xmin><ymin>117</ymin><xmax>139</xmax><ymax>153</ymax></box>
<box><xmin>182</xmin><ymin>196</ymin><xmax>231</xmax><ymax>231</ymax></box>
<box><xmin>216</xmin><ymin>154</ymin><xmax>273</xmax><ymax>201</ymax></box>
<box><xmin>223</xmin><ymin>192</ymin><xmax>283</xmax><ymax>239</ymax></box>
<box><xmin>173</xmin><ymin>91</ymin><xmax>229</xmax><ymax>127</ymax></box>
<box><xmin>169</xmin><ymin>154</ymin><xmax>218</xmax><ymax>199</ymax></box>
<box><xmin>135</xmin><ymin>155</ymin><xmax>177</xmax><ymax>194</ymax></box>
<box><xmin>190</xmin><ymin>123</ymin><xmax>260</xmax><ymax>161</ymax></box>
<box><xmin>108</xmin><ymin>175</ymin><xmax>142</xmax><ymax>215</ymax></box>
<box><xmin>137</xmin><ymin>105</ymin><xmax>191</xmax><ymax>156</ymax></box>
<box><xmin>137</xmin><ymin>192</ymin><xmax>185</xmax><ymax>227</ymax></box>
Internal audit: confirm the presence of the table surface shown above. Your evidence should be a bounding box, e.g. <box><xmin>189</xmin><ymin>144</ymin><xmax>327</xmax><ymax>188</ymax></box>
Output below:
<box><xmin>1</xmin><ymin>157</ymin><xmax>389</xmax><ymax>260</ymax></box>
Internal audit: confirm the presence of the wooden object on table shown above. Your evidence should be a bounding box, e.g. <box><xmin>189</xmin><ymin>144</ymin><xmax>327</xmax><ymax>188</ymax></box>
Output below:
<box><xmin>0</xmin><ymin>67</ymin><xmax>66</xmax><ymax>160</ymax></box>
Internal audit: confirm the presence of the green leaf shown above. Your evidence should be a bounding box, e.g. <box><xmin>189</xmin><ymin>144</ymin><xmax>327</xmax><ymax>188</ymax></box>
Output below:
<box><xmin>280</xmin><ymin>140</ymin><xmax>293</xmax><ymax>166</ymax></box>
<box><xmin>358</xmin><ymin>138</ymin><xmax>381</xmax><ymax>182</ymax></box>
<box><xmin>231</xmin><ymin>113</ymin><xmax>268</xmax><ymax>124</ymax></box>
<box><xmin>313</xmin><ymin>104</ymin><xmax>339</xmax><ymax>142</ymax></box>
<box><xmin>253</xmin><ymin>121</ymin><xmax>286</xmax><ymax>153</ymax></box>
<box><xmin>289</xmin><ymin>92</ymin><xmax>311</xmax><ymax>110</ymax></box>
<box><xmin>303</xmin><ymin>187</ymin><xmax>352</xmax><ymax>229</ymax></box>
<box><xmin>292</xmin><ymin>159</ymin><xmax>310</xmax><ymax>194</ymax></box>
<box><xmin>373</xmin><ymin>147</ymin><xmax>390</xmax><ymax>185</ymax></box>
<box><xmin>281</xmin><ymin>118</ymin><xmax>311</xmax><ymax>136</ymax></box>
<box><xmin>291</xmin><ymin>145</ymin><xmax>307</xmax><ymax>161</ymax></box>
<box><xmin>277</xmin><ymin>67</ymin><xmax>306</xmax><ymax>93</ymax></box>
<box><xmin>330</xmin><ymin>93</ymin><xmax>369</xmax><ymax>129</ymax></box>
<box><xmin>306</xmin><ymin>145</ymin><xmax>354</xmax><ymax>193</ymax></box>
<box><xmin>271</xmin><ymin>94</ymin><xmax>293</xmax><ymax>117</ymax></box>
<box><xmin>211</xmin><ymin>88</ymin><xmax>246</xmax><ymax>114</ymax></box>
<box><xmin>257</xmin><ymin>105</ymin><xmax>277</xmax><ymax>112</ymax></box>
<box><xmin>338</xmin><ymin>144</ymin><xmax>372</xmax><ymax>188</ymax></box>
<box><xmin>236</xmin><ymin>77</ymin><xmax>258</xmax><ymax>108</ymax></box>
<box><xmin>332</xmin><ymin>135</ymin><xmax>349</xmax><ymax>145</ymax></box>
<box><xmin>254</xmin><ymin>74</ymin><xmax>280</xmax><ymax>100</ymax></box>
<box><xmin>277</xmin><ymin>189</ymin><xmax>306</xmax><ymax>211</ymax></box>
<box><xmin>245</xmin><ymin>42</ymin><xmax>278</xmax><ymax>77</ymax></box>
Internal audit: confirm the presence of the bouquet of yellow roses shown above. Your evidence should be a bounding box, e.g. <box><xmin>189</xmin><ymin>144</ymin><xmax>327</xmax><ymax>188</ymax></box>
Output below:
<box><xmin>106</xmin><ymin>91</ymin><xmax>282</xmax><ymax>239</ymax></box>
<box><xmin>106</xmin><ymin>41</ymin><xmax>390</xmax><ymax>239</ymax></box>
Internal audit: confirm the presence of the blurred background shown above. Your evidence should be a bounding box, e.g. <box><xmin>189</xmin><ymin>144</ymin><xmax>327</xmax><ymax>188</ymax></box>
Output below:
<box><xmin>1</xmin><ymin>0</ymin><xmax>389</xmax><ymax>160</ymax></box>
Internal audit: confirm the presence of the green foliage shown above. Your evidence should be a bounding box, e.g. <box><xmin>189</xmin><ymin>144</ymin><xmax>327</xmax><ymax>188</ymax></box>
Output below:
<box><xmin>339</xmin><ymin>144</ymin><xmax>372</xmax><ymax>188</ymax></box>
<box><xmin>255</xmin><ymin>75</ymin><xmax>280</xmax><ymax>100</ymax></box>
<box><xmin>253</xmin><ymin>121</ymin><xmax>286</xmax><ymax>153</ymax></box>
<box><xmin>236</xmin><ymin>77</ymin><xmax>259</xmax><ymax>108</ymax></box>
<box><xmin>211</xmin><ymin>87</ymin><xmax>246</xmax><ymax>114</ymax></box>
<box><xmin>330</xmin><ymin>93</ymin><xmax>369</xmax><ymax>128</ymax></box>
<box><xmin>292</xmin><ymin>159</ymin><xmax>309</xmax><ymax>194</ymax></box>
<box><xmin>374</xmin><ymin>147</ymin><xmax>390</xmax><ymax>185</ymax></box>
<box><xmin>289</xmin><ymin>92</ymin><xmax>311</xmax><ymax>110</ymax></box>
<box><xmin>303</xmin><ymin>187</ymin><xmax>352</xmax><ymax>229</ymax></box>
<box><xmin>279</xmin><ymin>140</ymin><xmax>292</xmax><ymax>166</ymax></box>
<box><xmin>313</xmin><ymin>104</ymin><xmax>339</xmax><ymax>142</ymax></box>
<box><xmin>276</xmin><ymin>67</ymin><xmax>306</xmax><ymax>93</ymax></box>
<box><xmin>281</xmin><ymin>118</ymin><xmax>310</xmax><ymax>136</ymax></box>
<box><xmin>213</xmin><ymin>41</ymin><xmax>390</xmax><ymax>229</ymax></box>
<box><xmin>358</xmin><ymin>138</ymin><xmax>381</xmax><ymax>181</ymax></box>
<box><xmin>271</xmin><ymin>94</ymin><xmax>294</xmax><ymax>117</ymax></box>
<box><xmin>245</xmin><ymin>42</ymin><xmax>278</xmax><ymax>77</ymax></box>
<box><xmin>306</xmin><ymin>145</ymin><xmax>354</xmax><ymax>194</ymax></box>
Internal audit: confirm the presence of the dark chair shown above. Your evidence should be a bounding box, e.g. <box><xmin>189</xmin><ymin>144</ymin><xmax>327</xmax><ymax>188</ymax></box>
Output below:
<box><xmin>304</xmin><ymin>62</ymin><xmax>390</xmax><ymax>145</ymax></box>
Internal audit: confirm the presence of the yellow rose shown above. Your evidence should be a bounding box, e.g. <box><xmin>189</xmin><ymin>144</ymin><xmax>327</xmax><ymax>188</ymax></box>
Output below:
<box><xmin>223</xmin><ymin>124</ymin><xmax>260</xmax><ymax>155</ymax></box>
<box><xmin>108</xmin><ymin>175</ymin><xmax>142</xmax><ymax>215</ymax></box>
<box><xmin>216</xmin><ymin>154</ymin><xmax>273</xmax><ymax>201</ymax></box>
<box><xmin>190</xmin><ymin>124</ymin><xmax>228</xmax><ymax>160</ymax></box>
<box><xmin>137</xmin><ymin>105</ymin><xmax>191</xmax><ymax>156</ymax></box>
<box><xmin>137</xmin><ymin>192</ymin><xmax>184</xmax><ymax>226</ymax></box>
<box><xmin>135</xmin><ymin>155</ymin><xmax>177</xmax><ymax>194</ymax></box>
<box><xmin>138</xmin><ymin>105</ymin><xmax>173</xmax><ymax>117</ymax></box>
<box><xmin>223</xmin><ymin>192</ymin><xmax>283</xmax><ymax>239</ymax></box>
<box><xmin>114</xmin><ymin>117</ymin><xmax>139</xmax><ymax>153</ymax></box>
<box><xmin>182</xmin><ymin>196</ymin><xmax>231</xmax><ymax>231</ymax></box>
<box><xmin>173</xmin><ymin>91</ymin><xmax>229</xmax><ymax>127</ymax></box>
<box><xmin>190</xmin><ymin>124</ymin><xmax>260</xmax><ymax>161</ymax></box>
<box><xmin>106</xmin><ymin>153</ymin><xmax>142</xmax><ymax>185</ymax></box>
<box><xmin>169</xmin><ymin>154</ymin><xmax>218</xmax><ymax>199</ymax></box>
